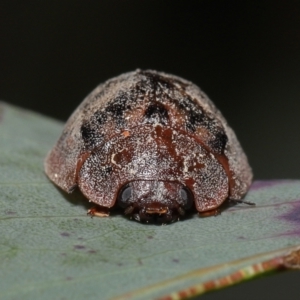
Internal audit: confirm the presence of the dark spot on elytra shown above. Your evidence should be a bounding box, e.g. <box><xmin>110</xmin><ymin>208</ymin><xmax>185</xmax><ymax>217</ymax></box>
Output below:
<box><xmin>81</xmin><ymin>123</ymin><xmax>93</xmax><ymax>141</ymax></box>
<box><xmin>81</xmin><ymin>122</ymin><xmax>104</xmax><ymax>149</ymax></box>
<box><xmin>209</xmin><ymin>131</ymin><xmax>228</xmax><ymax>153</ymax></box>
<box><xmin>105</xmin><ymin>92</ymin><xmax>131</xmax><ymax>125</ymax></box>
<box><xmin>144</xmin><ymin>102</ymin><xmax>169</xmax><ymax>125</ymax></box>
<box><xmin>139</xmin><ymin>70</ymin><xmax>174</xmax><ymax>92</ymax></box>
<box><xmin>93</xmin><ymin>91</ymin><xmax>133</xmax><ymax>128</ymax></box>
<box><xmin>170</xmin><ymin>93</ymin><xmax>227</xmax><ymax>152</ymax></box>
<box><xmin>98</xmin><ymin>166</ymin><xmax>112</xmax><ymax>179</ymax></box>
<box><xmin>176</xmin><ymin>95</ymin><xmax>228</xmax><ymax>153</ymax></box>
<box><xmin>186</xmin><ymin>107</ymin><xmax>204</xmax><ymax>132</ymax></box>
<box><xmin>74</xmin><ymin>245</ymin><xmax>86</xmax><ymax>250</ymax></box>
<box><xmin>133</xmin><ymin>80</ymin><xmax>148</xmax><ymax>98</ymax></box>
<box><xmin>81</xmin><ymin>123</ymin><xmax>96</xmax><ymax>146</ymax></box>
<box><xmin>94</xmin><ymin>110</ymin><xmax>108</xmax><ymax>126</ymax></box>
<box><xmin>172</xmin><ymin>95</ymin><xmax>213</xmax><ymax>133</ymax></box>
<box><xmin>61</xmin><ymin>232</ymin><xmax>70</xmax><ymax>237</ymax></box>
<box><xmin>139</xmin><ymin>70</ymin><xmax>190</xmax><ymax>94</ymax></box>
<box><xmin>106</xmin><ymin>100</ymin><xmax>126</xmax><ymax>117</ymax></box>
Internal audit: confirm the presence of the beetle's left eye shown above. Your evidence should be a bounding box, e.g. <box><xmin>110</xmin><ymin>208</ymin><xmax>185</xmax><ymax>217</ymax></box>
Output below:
<box><xmin>180</xmin><ymin>187</ymin><xmax>194</xmax><ymax>210</ymax></box>
<box><xmin>117</xmin><ymin>184</ymin><xmax>132</xmax><ymax>208</ymax></box>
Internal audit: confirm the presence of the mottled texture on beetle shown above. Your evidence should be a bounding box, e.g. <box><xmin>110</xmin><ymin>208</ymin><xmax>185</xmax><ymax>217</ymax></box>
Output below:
<box><xmin>45</xmin><ymin>69</ymin><xmax>252</xmax><ymax>223</ymax></box>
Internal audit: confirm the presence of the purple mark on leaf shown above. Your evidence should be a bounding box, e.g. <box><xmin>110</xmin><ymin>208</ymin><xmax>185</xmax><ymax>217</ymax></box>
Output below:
<box><xmin>275</xmin><ymin>229</ymin><xmax>300</xmax><ymax>238</ymax></box>
<box><xmin>61</xmin><ymin>232</ymin><xmax>70</xmax><ymax>237</ymax></box>
<box><xmin>250</xmin><ymin>180</ymin><xmax>293</xmax><ymax>191</ymax></box>
<box><xmin>88</xmin><ymin>250</ymin><xmax>97</xmax><ymax>254</ymax></box>
<box><xmin>74</xmin><ymin>245</ymin><xmax>86</xmax><ymax>250</ymax></box>
<box><xmin>276</xmin><ymin>200</ymin><xmax>300</xmax><ymax>237</ymax></box>
<box><xmin>66</xmin><ymin>277</ymin><xmax>73</xmax><ymax>281</ymax></box>
<box><xmin>279</xmin><ymin>200</ymin><xmax>300</xmax><ymax>225</ymax></box>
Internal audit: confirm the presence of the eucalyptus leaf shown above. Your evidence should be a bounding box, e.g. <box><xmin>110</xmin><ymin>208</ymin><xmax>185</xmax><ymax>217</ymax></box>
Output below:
<box><xmin>0</xmin><ymin>102</ymin><xmax>299</xmax><ymax>300</ymax></box>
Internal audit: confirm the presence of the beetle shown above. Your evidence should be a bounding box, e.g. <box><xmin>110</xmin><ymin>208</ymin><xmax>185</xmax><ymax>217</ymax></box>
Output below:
<box><xmin>45</xmin><ymin>70</ymin><xmax>253</xmax><ymax>223</ymax></box>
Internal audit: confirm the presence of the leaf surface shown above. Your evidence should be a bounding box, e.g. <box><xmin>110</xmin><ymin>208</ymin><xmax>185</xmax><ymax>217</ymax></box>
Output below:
<box><xmin>0</xmin><ymin>102</ymin><xmax>299</xmax><ymax>300</ymax></box>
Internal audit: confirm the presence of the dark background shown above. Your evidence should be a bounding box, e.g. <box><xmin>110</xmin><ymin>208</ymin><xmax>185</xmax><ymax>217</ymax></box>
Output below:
<box><xmin>1</xmin><ymin>1</ymin><xmax>299</xmax><ymax>299</ymax></box>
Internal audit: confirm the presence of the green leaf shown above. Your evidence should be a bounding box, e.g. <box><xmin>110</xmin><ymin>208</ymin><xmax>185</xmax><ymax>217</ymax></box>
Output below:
<box><xmin>0</xmin><ymin>102</ymin><xmax>299</xmax><ymax>300</ymax></box>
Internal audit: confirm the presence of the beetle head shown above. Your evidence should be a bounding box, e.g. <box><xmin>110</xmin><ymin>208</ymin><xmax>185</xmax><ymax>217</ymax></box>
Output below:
<box><xmin>117</xmin><ymin>180</ymin><xmax>194</xmax><ymax>223</ymax></box>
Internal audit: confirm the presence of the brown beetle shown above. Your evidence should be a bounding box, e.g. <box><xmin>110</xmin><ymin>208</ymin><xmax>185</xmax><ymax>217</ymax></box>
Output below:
<box><xmin>45</xmin><ymin>70</ymin><xmax>253</xmax><ymax>223</ymax></box>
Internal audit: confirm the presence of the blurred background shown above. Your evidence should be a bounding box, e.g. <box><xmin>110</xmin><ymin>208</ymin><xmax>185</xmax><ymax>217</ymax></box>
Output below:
<box><xmin>1</xmin><ymin>1</ymin><xmax>299</xmax><ymax>298</ymax></box>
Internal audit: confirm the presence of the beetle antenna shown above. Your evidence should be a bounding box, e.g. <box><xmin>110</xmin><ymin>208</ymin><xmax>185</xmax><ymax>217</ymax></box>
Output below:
<box><xmin>231</xmin><ymin>199</ymin><xmax>256</xmax><ymax>206</ymax></box>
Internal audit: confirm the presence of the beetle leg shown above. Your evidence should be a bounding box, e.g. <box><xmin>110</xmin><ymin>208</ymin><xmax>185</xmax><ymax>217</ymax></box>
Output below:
<box><xmin>198</xmin><ymin>208</ymin><xmax>221</xmax><ymax>218</ymax></box>
<box><xmin>133</xmin><ymin>213</ymin><xmax>141</xmax><ymax>222</ymax></box>
<box><xmin>87</xmin><ymin>207</ymin><xmax>110</xmax><ymax>218</ymax></box>
<box><xmin>178</xmin><ymin>206</ymin><xmax>185</xmax><ymax>216</ymax></box>
<box><xmin>124</xmin><ymin>205</ymin><xmax>134</xmax><ymax>215</ymax></box>
<box><xmin>68</xmin><ymin>184</ymin><xmax>77</xmax><ymax>193</ymax></box>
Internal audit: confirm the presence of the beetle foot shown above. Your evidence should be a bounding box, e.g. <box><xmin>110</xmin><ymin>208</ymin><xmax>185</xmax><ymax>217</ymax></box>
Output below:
<box><xmin>178</xmin><ymin>206</ymin><xmax>185</xmax><ymax>216</ymax></box>
<box><xmin>198</xmin><ymin>208</ymin><xmax>221</xmax><ymax>218</ymax></box>
<box><xmin>87</xmin><ymin>207</ymin><xmax>110</xmax><ymax>218</ymax></box>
